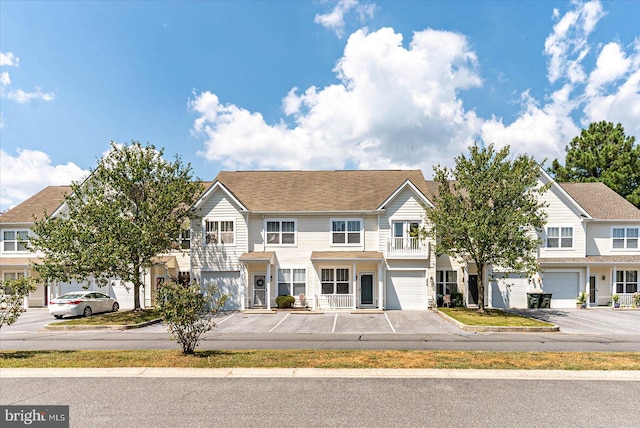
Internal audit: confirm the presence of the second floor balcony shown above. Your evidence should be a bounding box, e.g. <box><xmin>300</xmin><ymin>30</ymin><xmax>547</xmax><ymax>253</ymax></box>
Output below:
<box><xmin>386</xmin><ymin>237</ymin><xmax>428</xmax><ymax>258</ymax></box>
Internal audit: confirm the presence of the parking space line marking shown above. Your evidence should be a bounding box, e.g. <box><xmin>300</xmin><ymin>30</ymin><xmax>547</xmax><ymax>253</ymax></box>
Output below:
<box><xmin>268</xmin><ymin>313</ymin><xmax>290</xmax><ymax>333</ymax></box>
<box><xmin>331</xmin><ymin>313</ymin><xmax>338</xmax><ymax>333</ymax></box>
<box><xmin>384</xmin><ymin>313</ymin><xmax>396</xmax><ymax>333</ymax></box>
<box><xmin>215</xmin><ymin>313</ymin><xmax>237</xmax><ymax>325</ymax></box>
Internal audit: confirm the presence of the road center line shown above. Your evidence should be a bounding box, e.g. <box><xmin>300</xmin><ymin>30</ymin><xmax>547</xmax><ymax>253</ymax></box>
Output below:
<box><xmin>384</xmin><ymin>313</ymin><xmax>396</xmax><ymax>333</ymax></box>
<box><xmin>268</xmin><ymin>313</ymin><xmax>290</xmax><ymax>333</ymax></box>
<box><xmin>331</xmin><ymin>313</ymin><xmax>338</xmax><ymax>333</ymax></box>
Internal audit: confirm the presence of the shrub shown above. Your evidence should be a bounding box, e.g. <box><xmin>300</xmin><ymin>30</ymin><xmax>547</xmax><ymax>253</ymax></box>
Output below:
<box><xmin>0</xmin><ymin>277</ymin><xmax>37</xmax><ymax>329</ymax></box>
<box><xmin>451</xmin><ymin>292</ymin><xmax>465</xmax><ymax>307</ymax></box>
<box><xmin>275</xmin><ymin>295</ymin><xmax>295</xmax><ymax>308</ymax></box>
<box><xmin>156</xmin><ymin>281</ymin><xmax>227</xmax><ymax>354</ymax></box>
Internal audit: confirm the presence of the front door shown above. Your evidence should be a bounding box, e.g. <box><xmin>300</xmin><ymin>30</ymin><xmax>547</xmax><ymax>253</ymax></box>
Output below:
<box><xmin>468</xmin><ymin>275</ymin><xmax>478</xmax><ymax>305</ymax></box>
<box><xmin>253</xmin><ymin>274</ymin><xmax>266</xmax><ymax>307</ymax></box>
<box><xmin>589</xmin><ymin>275</ymin><xmax>597</xmax><ymax>306</ymax></box>
<box><xmin>360</xmin><ymin>274</ymin><xmax>374</xmax><ymax>307</ymax></box>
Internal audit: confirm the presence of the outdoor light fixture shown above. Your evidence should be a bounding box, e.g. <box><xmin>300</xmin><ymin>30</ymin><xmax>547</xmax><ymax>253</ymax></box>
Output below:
<box><xmin>602</xmin><ymin>275</ymin><xmax>606</xmax><ymax>281</ymax></box>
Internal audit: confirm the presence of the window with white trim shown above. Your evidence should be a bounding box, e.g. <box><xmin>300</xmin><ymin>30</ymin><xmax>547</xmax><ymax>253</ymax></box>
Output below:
<box><xmin>175</xmin><ymin>229</ymin><xmax>190</xmax><ymax>250</ymax></box>
<box><xmin>205</xmin><ymin>220</ymin><xmax>234</xmax><ymax>245</ymax></box>
<box><xmin>615</xmin><ymin>270</ymin><xmax>638</xmax><ymax>294</ymax></box>
<box><xmin>546</xmin><ymin>226</ymin><xmax>573</xmax><ymax>248</ymax></box>
<box><xmin>277</xmin><ymin>268</ymin><xmax>306</xmax><ymax>296</ymax></box>
<box><xmin>266</xmin><ymin>220</ymin><xmax>296</xmax><ymax>245</ymax></box>
<box><xmin>321</xmin><ymin>268</ymin><xmax>350</xmax><ymax>294</ymax></box>
<box><xmin>612</xmin><ymin>227</ymin><xmax>639</xmax><ymax>249</ymax></box>
<box><xmin>2</xmin><ymin>230</ymin><xmax>30</xmax><ymax>253</ymax></box>
<box><xmin>331</xmin><ymin>220</ymin><xmax>361</xmax><ymax>245</ymax></box>
<box><xmin>2</xmin><ymin>272</ymin><xmax>25</xmax><ymax>281</ymax></box>
<box><xmin>436</xmin><ymin>270</ymin><xmax>458</xmax><ymax>295</ymax></box>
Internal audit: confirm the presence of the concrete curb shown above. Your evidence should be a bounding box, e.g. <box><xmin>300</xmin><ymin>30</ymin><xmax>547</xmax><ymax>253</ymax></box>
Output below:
<box><xmin>434</xmin><ymin>309</ymin><xmax>560</xmax><ymax>332</ymax></box>
<box><xmin>44</xmin><ymin>318</ymin><xmax>162</xmax><ymax>331</ymax></box>
<box><xmin>1</xmin><ymin>367</ymin><xmax>638</xmax><ymax>381</ymax></box>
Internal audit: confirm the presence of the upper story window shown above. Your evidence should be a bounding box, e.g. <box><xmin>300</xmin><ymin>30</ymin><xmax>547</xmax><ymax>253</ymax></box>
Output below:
<box><xmin>205</xmin><ymin>220</ymin><xmax>234</xmax><ymax>245</ymax></box>
<box><xmin>546</xmin><ymin>226</ymin><xmax>573</xmax><ymax>249</ymax></box>
<box><xmin>331</xmin><ymin>219</ymin><xmax>361</xmax><ymax>245</ymax></box>
<box><xmin>175</xmin><ymin>229</ymin><xmax>191</xmax><ymax>250</ymax></box>
<box><xmin>2</xmin><ymin>230</ymin><xmax>30</xmax><ymax>253</ymax></box>
<box><xmin>612</xmin><ymin>227</ymin><xmax>639</xmax><ymax>250</ymax></box>
<box><xmin>266</xmin><ymin>220</ymin><xmax>296</xmax><ymax>245</ymax></box>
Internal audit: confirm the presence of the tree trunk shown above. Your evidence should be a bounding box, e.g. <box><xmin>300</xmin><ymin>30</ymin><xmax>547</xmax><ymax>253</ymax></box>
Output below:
<box><xmin>477</xmin><ymin>263</ymin><xmax>485</xmax><ymax>313</ymax></box>
<box><xmin>133</xmin><ymin>270</ymin><xmax>142</xmax><ymax>310</ymax></box>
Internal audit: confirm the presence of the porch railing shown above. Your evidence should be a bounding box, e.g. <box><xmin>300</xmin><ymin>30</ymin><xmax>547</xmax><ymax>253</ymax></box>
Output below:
<box><xmin>617</xmin><ymin>293</ymin><xmax>636</xmax><ymax>308</ymax></box>
<box><xmin>387</xmin><ymin>237</ymin><xmax>427</xmax><ymax>257</ymax></box>
<box><xmin>315</xmin><ymin>294</ymin><xmax>354</xmax><ymax>309</ymax></box>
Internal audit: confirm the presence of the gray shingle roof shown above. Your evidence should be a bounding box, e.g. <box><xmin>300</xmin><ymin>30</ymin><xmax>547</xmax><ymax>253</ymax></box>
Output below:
<box><xmin>559</xmin><ymin>182</ymin><xmax>640</xmax><ymax>220</ymax></box>
<box><xmin>213</xmin><ymin>170</ymin><xmax>434</xmax><ymax>212</ymax></box>
<box><xmin>0</xmin><ymin>186</ymin><xmax>71</xmax><ymax>223</ymax></box>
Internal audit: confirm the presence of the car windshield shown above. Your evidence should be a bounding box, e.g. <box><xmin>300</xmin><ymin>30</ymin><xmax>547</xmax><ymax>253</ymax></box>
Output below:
<box><xmin>57</xmin><ymin>293</ymin><xmax>86</xmax><ymax>300</ymax></box>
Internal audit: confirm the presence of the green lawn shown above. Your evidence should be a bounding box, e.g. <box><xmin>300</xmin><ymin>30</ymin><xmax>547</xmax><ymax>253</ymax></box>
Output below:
<box><xmin>1</xmin><ymin>350</ymin><xmax>639</xmax><ymax>370</ymax></box>
<box><xmin>439</xmin><ymin>308</ymin><xmax>553</xmax><ymax>327</ymax></box>
<box><xmin>54</xmin><ymin>309</ymin><xmax>159</xmax><ymax>326</ymax></box>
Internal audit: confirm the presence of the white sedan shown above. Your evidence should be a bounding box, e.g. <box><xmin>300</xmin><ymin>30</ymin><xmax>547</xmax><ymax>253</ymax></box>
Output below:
<box><xmin>49</xmin><ymin>291</ymin><xmax>119</xmax><ymax>319</ymax></box>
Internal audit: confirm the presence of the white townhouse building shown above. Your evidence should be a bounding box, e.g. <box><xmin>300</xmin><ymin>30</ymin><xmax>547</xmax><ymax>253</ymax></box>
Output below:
<box><xmin>3</xmin><ymin>169</ymin><xmax>639</xmax><ymax>311</ymax></box>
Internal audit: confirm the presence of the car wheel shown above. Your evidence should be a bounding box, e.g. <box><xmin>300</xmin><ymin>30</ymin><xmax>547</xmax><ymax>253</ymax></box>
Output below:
<box><xmin>83</xmin><ymin>306</ymin><xmax>92</xmax><ymax>317</ymax></box>
<box><xmin>54</xmin><ymin>315</ymin><xmax>63</xmax><ymax>319</ymax></box>
<box><xmin>112</xmin><ymin>302</ymin><xmax>119</xmax><ymax>312</ymax></box>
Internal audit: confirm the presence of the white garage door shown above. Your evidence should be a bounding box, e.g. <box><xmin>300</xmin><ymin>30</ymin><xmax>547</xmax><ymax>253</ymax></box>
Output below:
<box><xmin>385</xmin><ymin>271</ymin><xmax>427</xmax><ymax>310</ymax></box>
<box><xmin>491</xmin><ymin>274</ymin><xmax>529</xmax><ymax>308</ymax></box>
<box><xmin>542</xmin><ymin>272</ymin><xmax>580</xmax><ymax>309</ymax></box>
<box><xmin>201</xmin><ymin>271</ymin><xmax>242</xmax><ymax>310</ymax></box>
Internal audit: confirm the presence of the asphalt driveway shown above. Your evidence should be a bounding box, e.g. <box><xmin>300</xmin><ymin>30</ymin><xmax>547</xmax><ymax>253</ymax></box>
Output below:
<box><xmin>211</xmin><ymin>310</ymin><xmax>461</xmax><ymax>334</ymax></box>
<box><xmin>507</xmin><ymin>308</ymin><xmax>640</xmax><ymax>335</ymax></box>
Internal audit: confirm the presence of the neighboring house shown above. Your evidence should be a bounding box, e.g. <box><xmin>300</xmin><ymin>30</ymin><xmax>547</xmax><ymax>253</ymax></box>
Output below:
<box><xmin>484</xmin><ymin>170</ymin><xmax>640</xmax><ymax>309</ymax></box>
<box><xmin>0</xmin><ymin>184</ymin><xmax>200</xmax><ymax>309</ymax></box>
<box><xmin>1</xmin><ymin>186</ymin><xmax>71</xmax><ymax>307</ymax></box>
<box><xmin>190</xmin><ymin>170</ymin><xmax>439</xmax><ymax>310</ymax></box>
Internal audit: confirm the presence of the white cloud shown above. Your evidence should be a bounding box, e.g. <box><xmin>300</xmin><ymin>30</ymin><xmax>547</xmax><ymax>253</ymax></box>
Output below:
<box><xmin>314</xmin><ymin>0</ymin><xmax>375</xmax><ymax>38</ymax></box>
<box><xmin>544</xmin><ymin>0</ymin><xmax>605</xmax><ymax>84</ymax></box>
<box><xmin>0</xmin><ymin>149</ymin><xmax>88</xmax><ymax>211</ymax></box>
<box><xmin>0</xmin><ymin>52</ymin><xmax>19</xmax><ymax>67</ymax></box>
<box><xmin>0</xmin><ymin>51</ymin><xmax>55</xmax><ymax>105</ymax></box>
<box><xmin>191</xmin><ymin>27</ymin><xmax>483</xmax><ymax>173</ymax></box>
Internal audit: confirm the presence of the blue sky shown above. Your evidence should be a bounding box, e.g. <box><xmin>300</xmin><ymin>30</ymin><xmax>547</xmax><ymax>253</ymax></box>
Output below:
<box><xmin>1</xmin><ymin>0</ymin><xmax>639</xmax><ymax>210</ymax></box>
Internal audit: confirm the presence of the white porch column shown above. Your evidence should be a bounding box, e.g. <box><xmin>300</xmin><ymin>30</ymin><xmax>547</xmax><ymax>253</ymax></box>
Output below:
<box><xmin>612</xmin><ymin>266</ymin><xmax>617</xmax><ymax>296</ymax></box>
<box><xmin>378</xmin><ymin>263</ymin><xmax>383</xmax><ymax>310</ymax></box>
<box><xmin>352</xmin><ymin>262</ymin><xmax>357</xmax><ymax>309</ymax></box>
<box><xmin>266</xmin><ymin>263</ymin><xmax>272</xmax><ymax>310</ymax></box>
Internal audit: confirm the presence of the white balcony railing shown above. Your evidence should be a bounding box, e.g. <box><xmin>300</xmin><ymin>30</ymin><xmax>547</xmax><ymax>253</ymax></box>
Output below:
<box><xmin>315</xmin><ymin>294</ymin><xmax>354</xmax><ymax>309</ymax></box>
<box><xmin>387</xmin><ymin>237</ymin><xmax>427</xmax><ymax>257</ymax></box>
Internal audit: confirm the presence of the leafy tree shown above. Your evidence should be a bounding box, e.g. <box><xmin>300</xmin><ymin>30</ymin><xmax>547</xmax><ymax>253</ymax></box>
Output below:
<box><xmin>31</xmin><ymin>141</ymin><xmax>202</xmax><ymax>310</ymax></box>
<box><xmin>157</xmin><ymin>281</ymin><xmax>227</xmax><ymax>354</ymax></box>
<box><xmin>423</xmin><ymin>144</ymin><xmax>549</xmax><ymax>312</ymax></box>
<box><xmin>549</xmin><ymin>121</ymin><xmax>640</xmax><ymax>208</ymax></box>
<box><xmin>0</xmin><ymin>277</ymin><xmax>37</xmax><ymax>329</ymax></box>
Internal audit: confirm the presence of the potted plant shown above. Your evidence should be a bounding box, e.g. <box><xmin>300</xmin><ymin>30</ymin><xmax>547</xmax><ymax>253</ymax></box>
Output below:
<box><xmin>633</xmin><ymin>292</ymin><xmax>640</xmax><ymax>308</ymax></box>
<box><xmin>576</xmin><ymin>291</ymin><xmax>587</xmax><ymax>309</ymax></box>
<box><xmin>612</xmin><ymin>294</ymin><xmax>620</xmax><ymax>308</ymax></box>
<box><xmin>299</xmin><ymin>294</ymin><xmax>307</xmax><ymax>308</ymax></box>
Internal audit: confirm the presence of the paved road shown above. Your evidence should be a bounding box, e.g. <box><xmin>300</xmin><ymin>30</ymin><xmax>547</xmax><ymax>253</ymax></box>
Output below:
<box><xmin>2</xmin><ymin>308</ymin><xmax>639</xmax><ymax>352</ymax></box>
<box><xmin>2</xmin><ymin>375</ymin><xmax>639</xmax><ymax>427</ymax></box>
